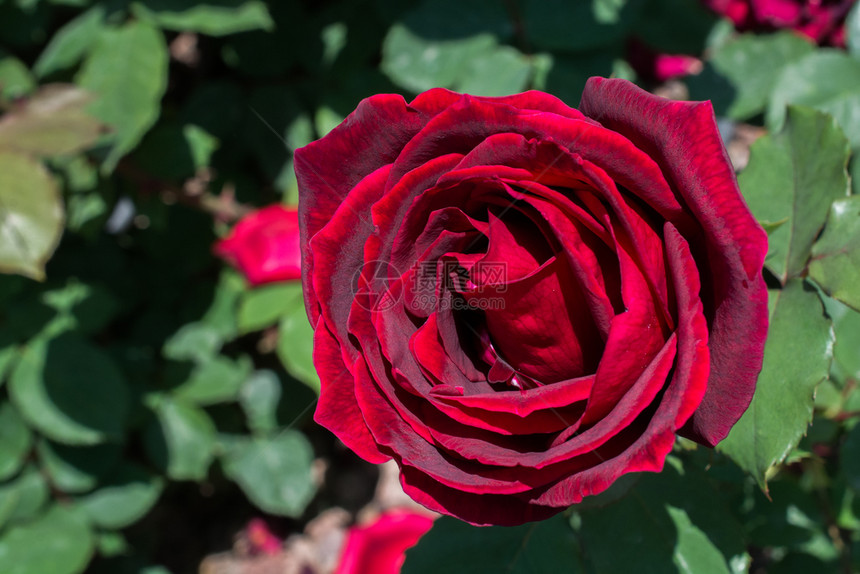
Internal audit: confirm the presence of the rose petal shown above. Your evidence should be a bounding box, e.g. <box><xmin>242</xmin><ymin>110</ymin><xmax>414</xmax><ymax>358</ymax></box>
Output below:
<box><xmin>313</xmin><ymin>321</ymin><xmax>390</xmax><ymax>464</ymax></box>
<box><xmin>580</xmin><ymin>77</ymin><xmax>767</xmax><ymax>446</ymax></box>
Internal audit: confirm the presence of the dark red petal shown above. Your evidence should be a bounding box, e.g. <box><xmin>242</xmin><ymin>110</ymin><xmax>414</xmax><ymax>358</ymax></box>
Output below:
<box><xmin>296</xmin><ymin>90</ymin><xmax>460</xmax><ymax>321</ymax></box>
<box><xmin>422</xmin><ymin>333</ymin><xmax>676</xmax><ymax>470</ymax></box>
<box><xmin>399</xmin><ymin>465</ymin><xmax>560</xmax><ymax>527</ymax></box>
<box><xmin>663</xmin><ymin>223</ymin><xmax>710</xmax><ymax>427</ymax></box>
<box><xmin>313</xmin><ymin>321</ymin><xmax>389</xmax><ymax>464</ymax></box>
<box><xmin>532</xmin><ymin>224</ymin><xmax>709</xmax><ymax>507</ymax></box>
<box><xmin>580</xmin><ymin>77</ymin><xmax>768</xmax><ymax>446</ymax></box>
<box><xmin>310</xmin><ymin>164</ymin><xmax>390</xmax><ymax>355</ymax></box>
<box><xmin>410</xmin><ymin>312</ymin><xmax>473</xmax><ymax>388</ymax></box>
<box><xmin>473</xmin><ymin>255</ymin><xmax>603</xmax><ymax>383</ymax></box>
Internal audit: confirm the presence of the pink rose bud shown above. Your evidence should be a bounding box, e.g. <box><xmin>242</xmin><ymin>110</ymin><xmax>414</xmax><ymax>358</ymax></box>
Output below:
<box><xmin>334</xmin><ymin>510</ymin><xmax>435</xmax><ymax>574</ymax></box>
<box><xmin>214</xmin><ymin>205</ymin><xmax>302</xmax><ymax>285</ymax></box>
<box><xmin>654</xmin><ymin>54</ymin><xmax>704</xmax><ymax>82</ymax></box>
<box><xmin>628</xmin><ymin>39</ymin><xmax>703</xmax><ymax>82</ymax></box>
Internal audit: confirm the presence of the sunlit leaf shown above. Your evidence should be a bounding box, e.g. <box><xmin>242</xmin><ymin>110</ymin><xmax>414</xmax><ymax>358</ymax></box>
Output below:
<box><xmin>768</xmin><ymin>51</ymin><xmax>860</xmax><ymax>148</ymax></box>
<box><xmin>75</xmin><ymin>464</ymin><xmax>164</xmax><ymax>529</ymax></box>
<box><xmin>0</xmin><ymin>151</ymin><xmax>63</xmax><ymax>280</ymax></box>
<box><xmin>9</xmin><ymin>334</ymin><xmax>130</xmax><ymax>446</ymax></box>
<box><xmin>277</xmin><ymin>301</ymin><xmax>319</xmax><ymax>393</ymax></box>
<box><xmin>76</xmin><ymin>21</ymin><xmax>168</xmax><ymax>172</ymax></box>
<box><xmin>33</xmin><ymin>5</ymin><xmax>105</xmax><ymax>77</ymax></box>
<box><xmin>220</xmin><ymin>431</ymin><xmax>316</xmax><ymax>517</ymax></box>
<box><xmin>719</xmin><ymin>280</ymin><xmax>833</xmax><ymax>489</ymax></box>
<box><xmin>710</xmin><ymin>32</ymin><xmax>815</xmax><ymax>120</ymax></box>
<box><xmin>238</xmin><ymin>370</ymin><xmax>282</xmax><ymax>435</ymax></box>
<box><xmin>37</xmin><ymin>440</ymin><xmax>121</xmax><ymax>494</ymax></box>
<box><xmin>809</xmin><ymin>195</ymin><xmax>860</xmax><ymax>312</ymax></box>
<box><xmin>0</xmin><ymin>504</ymin><xmax>94</xmax><ymax>574</ymax></box>
<box><xmin>0</xmin><ymin>402</ymin><xmax>31</xmax><ymax>481</ymax></box>
<box><xmin>144</xmin><ymin>397</ymin><xmax>216</xmax><ymax>481</ymax></box>
<box><xmin>739</xmin><ymin>106</ymin><xmax>850</xmax><ymax>283</ymax></box>
<box><xmin>131</xmin><ymin>0</ymin><xmax>274</xmax><ymax>36</ymax></box>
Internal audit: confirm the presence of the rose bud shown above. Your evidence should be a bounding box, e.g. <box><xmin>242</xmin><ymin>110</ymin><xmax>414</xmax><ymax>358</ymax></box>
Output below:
<box><xmin>296</xmin><ymin>78</ymin><xmax>768</xmax><ymax>526</ymax></box>
<box><xmin>334</xmin><ymin>510</ymin><xmax>434</xmax><ymax>574</ymax></box>
<box><xmin>627</xmin><ymin>38</ymin><xmax>704</xmax><ymax>83</ymax></box>
<box><xmin>214</xmin><ymin>204</ymin><xmax>302</xmax><ymax>285</ymax></box>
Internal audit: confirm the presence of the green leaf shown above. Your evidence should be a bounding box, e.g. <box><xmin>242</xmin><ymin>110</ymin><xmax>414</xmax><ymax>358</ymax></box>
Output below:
<box><xmin>767</xmin><ymin>51</ymin><xmax>860</xmax><ymax>149</ymax></box>
<box><xmin>131</xmin><ymin>0</ymin><xmax>274</xmax><ymax>36</ymax></box>
<box><xmin>238</xmin><ymin>282</ymin><xmax>302</xmax><ymax>334</ymax></box>
<box><xmin>719</xmin><ymin>280</ymin><xmax>833</xmax><ymax>489</ymax></box>
<box><xmin>710</xmin><ymin>32</ymin><xmax>815</xmax><ymax>121</ymax></box>
<box><xmin>0</xmin><ymin>402</ymin><xmax>31</xmax><ymax>481</ymax></box>
<box><xmin>96</xmin><ymin>531</ymin><xmax>129</xmax><ymax>558</ymax></box>
<box><xmin>144</xmin><ymin>397</ymin><xmax>216</xmax><ymax>481</ymax></box>
<box><xmin>162</xmin><ymin>322</ymin><xmax>223</xmax><ymax>363</ymax></box>
<box><xmin>238</xmin><ymin>370</ymin><xmax>282</xmax><ymax>435</ymax></box>
<box><xmin>577</xmin><ymin>460</ymin><xmax>749</xmax><ymax>574</ymax></box>
<box><xmin>200</xmin><ymin>269</ymin><xmax>244</xmax><ymax>340</ymax></box>
<box><xmin>381</xmin><ymin>25</ymin><xmax>497</xmax><ymax>93</ymax></box>
<box><xmin>0</xmin><ymin>52</ymin><xmax>35</xmax><ymax>100</ymax></box>
<box><xmin>9</xmin><ymin>334</ymin><xmax>130</xmax><ymax>446</ymax></box>
<box><xmin>276</xmin><ymin>302</ymin><xmax>319</xmax><ymax>393</ymax></box>
<box><xmin>0</xmin><ymin>504</ymin><xmax>95</xmax><ymax>574</ymax></box>
<box><xmin>592</xmin><ymin>0</ymin><xmax>627</xmax><ymax>23</ymax></box>
<box><xmin>39</xmin><ymin>278</ymin><xmax>120</xmax><ymax>336</ymax></box>
<box><xmin>75</xmin><ymin>464</ymin><xmax>164</xmax><ymax>529</ymax></box>
<box><xmin>738</xmin><ymin>106</ymin><xmax>850</xmax><ymax>283</ymax></box>
<box><xmin>846</xmin><ymin>0</ymin><xmax>860</xmax><ymax>60</ymax></box>
<box><xmin>220</xmin><ymin>431</ymin><xmax>316</xmax><ymax>517</ymax></box>
<box><xmin>0</xmin><ymin>465</ymin><xmax>49</xmax><ymax>526</ymax></box>
<box><xmin>457</xmin><ymin>45</ymin><xmax>533</xmax><ymax>97</ymax></box>
<box><xmin>809</xmin><ymin>196</ymin><xmax>860</xmax><ymax>311</ymax></box>
<box><xmin>76</xmin><ymin>21</ymin><xmax>168</xmax><ymax>172</ymax></box>
<box><xmin>0</xmin><ymin>151</ymin><xmax>64</xmax><ymax>280</ymax></box>
<box><xmin>404</xmin><ymin>513</ymin><xmax>580</xmax><ymax>574</ymax></box>
<box><xmin>37</xmin><ymin>441</ymin><xmax>121</xmax><ymax>494</ymax></box>
<box><xmin>171</xmin><ymin>355</ymin><xmax>252</xmax><ymax>405</ymax></box>
<box><xmin>33</xmin><ymin>5</ymin><xmax>105</xmax><ymax>77</ymax></box>
<box><xmin>821</xmin><ymin>294</ymin><xmax>860</xmax><ymax>386</ymax></box>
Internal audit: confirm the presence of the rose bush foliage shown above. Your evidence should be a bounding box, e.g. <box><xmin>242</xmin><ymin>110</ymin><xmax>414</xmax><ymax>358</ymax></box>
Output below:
<box><xmin>703</xmin><ymin>0</ymin><xmax>856</xmax><ymax>45</ymax></box>
<box><xmin>296</xmin><ymin>77</ymin><xmax>768</xmax><ymax>526</ymax></box>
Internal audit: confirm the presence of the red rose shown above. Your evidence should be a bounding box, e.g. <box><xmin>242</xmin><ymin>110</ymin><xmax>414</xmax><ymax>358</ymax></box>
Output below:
<box><xmin>334</xmin><ymin>510</ymin><xmax>434</xmax><ymax>574</ymax></box>
<box><xmin>214</xmin><ymin>205</ymin><xmax>302</xmax><ymax>285</ymax></box>
<box><xmin>703</xmin><ymin>0</ymin><xmax>856</xmax><ymax>46</ymax></box>
<box><xmin>296</xmin><ymin>78</ymin><xmax>768</xmax><ymax>526</ymax></box>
